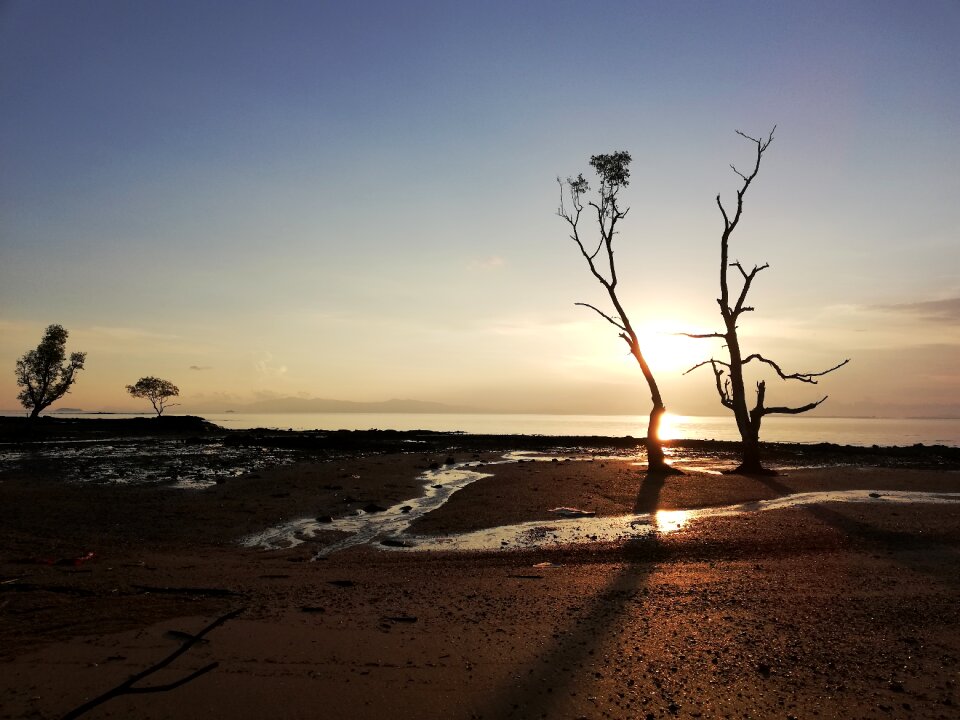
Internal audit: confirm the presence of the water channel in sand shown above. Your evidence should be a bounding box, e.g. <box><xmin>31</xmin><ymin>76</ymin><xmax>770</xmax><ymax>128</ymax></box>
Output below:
<box><xmin>239</xmin><ymin>452</ymin><xmax>960</xmax><ymax>557</ymax></box>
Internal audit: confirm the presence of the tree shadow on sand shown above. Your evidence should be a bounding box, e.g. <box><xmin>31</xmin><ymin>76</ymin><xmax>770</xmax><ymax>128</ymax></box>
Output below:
<box><xmin>752</xmin><ymin>474</ymin><xmax>960</xmax><ymax>589</ymax></box>
<box><xmin>473</xmin><ymin>470</ymin><xmax>671</xmax><ymax>719</ymax></box>
<box><xmin>473</xmin><ymin>466</ymin><xmax>960</xmax><ymax>718</ymax></box>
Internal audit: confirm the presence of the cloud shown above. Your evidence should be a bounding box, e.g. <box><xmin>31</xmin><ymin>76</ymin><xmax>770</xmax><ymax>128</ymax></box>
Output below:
<box><xmin>254</xmin><ymin>353</ymin><xmax>288</xmax><ymax>378</ymax></box>
<box><xmin>468</xmin><ymin>256</ymin><xmax>506</xmax><ymax>271</ymax></box>
<box><xmin>189</xmin><ymin>365</ymin><xmax>212</xmax><ymax>371</ymax></box>
<box><xmin>877</xmin><ymin>297</ymin><xmax>960</xmax><ymax>324</ymax></box>
<box><xmin>88</xmin><ymin>325</ymin><xmax>180</xmax><ymax>341</ymax></box>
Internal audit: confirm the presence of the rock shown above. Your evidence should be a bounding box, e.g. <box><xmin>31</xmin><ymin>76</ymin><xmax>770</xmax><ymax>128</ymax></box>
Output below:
<box><xmin>380</xmin><ymin>538</ymin><xmax>413</xmax><ymax>548</ymax></box>
<box><xmin>363</xmin><ymin>503</ymin><xmax>387</xmax><ymax>513</ymax></box>
<box><xmin>444</xmin><ymin>456</ymin><xmax>456</xmax><ymax>464</ymax></box>
<box><xmin>400</xmin><ymin>505</ymin><xmax>413</xmax><ymax>513</ymax></box>
<box><xmin>316</xmin><ymin>515</ymin><xmax>333</xmax><ymax>523</ymax></box>
<box><xmin>549</xmin><ymin>507</ymin><xmax>596</xmax><ymax>518</ymax></box>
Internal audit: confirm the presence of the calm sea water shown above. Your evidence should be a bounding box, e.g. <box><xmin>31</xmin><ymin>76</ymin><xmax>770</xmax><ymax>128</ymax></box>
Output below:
<box><xmin>209</xmin><ymin>412</ymin><xmax>960</xmax><ymax>447</ymax></box>
<box><xmin>21</xmin><ymin>411</ymin><xmax>953</xmax><ymax>447</ymax></box>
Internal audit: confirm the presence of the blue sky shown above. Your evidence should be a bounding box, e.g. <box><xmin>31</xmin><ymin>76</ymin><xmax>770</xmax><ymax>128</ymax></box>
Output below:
<box><xmin>2</xmin><ymin>1</ymin><xmax>958</xmax><ymax>416</ymax></box>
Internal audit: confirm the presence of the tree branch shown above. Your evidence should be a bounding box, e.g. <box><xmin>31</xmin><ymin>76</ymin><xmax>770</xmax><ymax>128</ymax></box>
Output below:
<box><xmin>676</xmin><ymin>331</ymin><xmax>727</xmax><ymax>340</ymax></box>
<box><xmin>731</xmin><ymin>261</ymin><xmax>769</xmax><ymax>315</ymax></box>
<box><xmin>574</xmin><ymin>302</ymin><xmax>626</xmax><ymax>332</ymax></box>
<box><xmin>62</xmin><ymin>608</ymin><xmax>244</xmax><ymax>719</ymax></box>
<box><xmin>742</xmin><ymin>354</ymin><xmax>850</xmax><ymax>384</ymax></box>
<box><xmin>762</xmin><ymin>396</ymin><xmax>829</xmax><ymax>416</ymax></box>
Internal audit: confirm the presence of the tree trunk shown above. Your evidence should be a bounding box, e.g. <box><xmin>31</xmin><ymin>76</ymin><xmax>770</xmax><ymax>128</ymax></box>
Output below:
<box><xmin>645</xmin><ymin>405</ymin><xmax>665</xmax><ymax>468</ymax></box>
<box><xmin>29</xmin><ymin>406</ymin><xmax>41</xmax><ymax>419</ymax></box>
<box><xmin>644</xmin><ymin>404</ymin><xmax>680</xmax><ymax>474</ymax></box>
<box><xmin>730</xmin><ymin>427</ymin><xmax>776</xmax><ymax>475</ymax></box>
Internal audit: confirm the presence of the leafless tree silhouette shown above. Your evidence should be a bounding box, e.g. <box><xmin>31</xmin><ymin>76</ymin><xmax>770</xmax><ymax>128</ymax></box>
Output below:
<box><xmin>558</xmin><ymin>152</ymin><xmax>677</xmax><ymax>474</ymax></box>
<box><xmin>684</xmin><ymin>127</ymin><xmax>848</xmax><ymax>473</ymax></box>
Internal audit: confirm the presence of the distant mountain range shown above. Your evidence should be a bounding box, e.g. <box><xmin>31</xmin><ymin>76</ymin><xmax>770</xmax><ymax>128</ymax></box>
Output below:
<box><xmin>221</xmin><ymin>397</ymin><xmax>477</xmax><ymax>414</ymax></box>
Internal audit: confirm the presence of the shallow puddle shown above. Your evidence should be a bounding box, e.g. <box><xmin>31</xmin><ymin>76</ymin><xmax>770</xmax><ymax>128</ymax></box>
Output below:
<box><xmin>392</xmin><ymin>489</ymin><xmax>960</xmax><ymax>552</ymax></box>
<box><xmin>239</xmin><ymin>462</ymin><xmax>495</xmax><ymax>557</ymax></box>
<box><xmin>239</xmin><ymin>452</ymin><xmax>960</xmax><ymax>557</ymax></box>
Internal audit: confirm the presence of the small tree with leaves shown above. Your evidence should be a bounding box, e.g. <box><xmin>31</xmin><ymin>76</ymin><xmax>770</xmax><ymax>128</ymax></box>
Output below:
<box><xmin>684</xmin><ymin>128</ymin><xmax>848</xmax><ymax>474</ymax></box>
<box><xmin>15</xmin><ymin>324</ymin><xmax>87</xmax><ymax>418</ymax></box>
<box><xmin>126</xmin><ymin>376</ymin><xmax>180</xmax><ymax>416</ymax></box>
<box><xmin>558</xmin><ymin>152</ymin><xmax>677</xmax><ymax>474</ymax></box>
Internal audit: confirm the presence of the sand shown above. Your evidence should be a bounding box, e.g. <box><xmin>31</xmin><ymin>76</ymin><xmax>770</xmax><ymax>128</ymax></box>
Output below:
<box><xmin>1</xmin><ymin>433</ymin><xmax>959</xmax><ymax>719</ymax></box>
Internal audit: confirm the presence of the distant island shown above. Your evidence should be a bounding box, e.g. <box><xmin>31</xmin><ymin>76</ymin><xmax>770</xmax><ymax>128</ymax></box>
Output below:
<box><xmin>214</xmin><ymin>397</ymin><xmax>477</xmax><ymax>414</ymax></box>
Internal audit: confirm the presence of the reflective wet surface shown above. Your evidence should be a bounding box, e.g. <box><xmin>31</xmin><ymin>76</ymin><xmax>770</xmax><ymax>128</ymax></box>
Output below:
<box><xmin>239</xmin><ymin>453</ymin><xmax>960</xmax><ymax>556</ymax></box>
<box><xmin>0</xmin><ymin>437</ymin><xmax>297</xmax><ymax>488</ymax></box>
<box><xmin>391</xmin><ymin>489</ymin><xmax>960</xmax><ymax>552</ymax></box>
<box><xmin>240</xmin><ymin>463</ymin><xmax>495</xmax><ymax>556</ymax></box>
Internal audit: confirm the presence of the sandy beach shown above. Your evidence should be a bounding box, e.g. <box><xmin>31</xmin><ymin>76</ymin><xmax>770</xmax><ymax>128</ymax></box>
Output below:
<box><xmin>2</xmin><ymin>421</ymin><xmax>959</xmax><ymax>719</ymax></box>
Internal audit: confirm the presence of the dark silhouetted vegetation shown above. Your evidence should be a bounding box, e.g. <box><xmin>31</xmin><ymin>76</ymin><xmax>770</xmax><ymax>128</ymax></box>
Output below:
<box><xmin>558</xmin><ymin>152</ymin><xmax>677</xmax><ymax>474</ymax></box>
<box><xmin>684</xmin><ymin>128</ymin><xmax>849</xmax><ymax>474</ymax></box>
<box><xmin>126</xmin><ymin>376</ymin><xmax>180</xmax><ymax>416</ymax></box>
<box><xmin>15</xmin><ymin>324</ymin><xmax>86</xmax><ymax>418</ymax></box>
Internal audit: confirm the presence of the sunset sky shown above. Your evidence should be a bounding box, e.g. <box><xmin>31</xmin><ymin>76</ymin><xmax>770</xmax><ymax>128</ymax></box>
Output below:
<box><xmin>1</xmin><ymin>1</ymin><xmax>958</xmax><ymax>418</ymax></box>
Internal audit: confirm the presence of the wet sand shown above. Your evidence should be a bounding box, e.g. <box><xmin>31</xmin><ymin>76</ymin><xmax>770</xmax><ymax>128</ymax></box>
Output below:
<box><xmin>2</xmin><ymin>433</ymin><xmax>959</xmax><ymax>719</ymax></box>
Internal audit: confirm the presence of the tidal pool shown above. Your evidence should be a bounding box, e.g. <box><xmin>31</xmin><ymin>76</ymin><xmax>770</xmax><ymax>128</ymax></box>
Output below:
<box><xmin>240</xmin><ymin>462</ymin><xmax>496</xmax><ymax>557</ymax></box>
<box><xmin>392</xmin><ymin>489</ymin><xmax>960</xmax><ymax>552</ymax></box>
<box><xmin>239</xmin><ymin>453</ymin><xmax>960</xmax><ymax>557</ymax></box>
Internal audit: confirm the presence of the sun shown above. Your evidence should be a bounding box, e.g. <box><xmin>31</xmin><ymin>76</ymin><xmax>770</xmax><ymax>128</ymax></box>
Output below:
<box><xmin>635</xmin><ymin>320</ymin><xmax>715</xmax><ymax>375</ymax></box>
<box><xmin>656</xmin><ymin>411</ymin><xmax>680</xmax><ymax>441</ymax></box>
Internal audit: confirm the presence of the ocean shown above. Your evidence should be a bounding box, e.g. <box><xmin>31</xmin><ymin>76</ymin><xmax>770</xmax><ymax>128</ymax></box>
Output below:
<box><xmin>23</xmin><ymin>411</ymin><xmax>958</xmax><ymax>448</ymax></box>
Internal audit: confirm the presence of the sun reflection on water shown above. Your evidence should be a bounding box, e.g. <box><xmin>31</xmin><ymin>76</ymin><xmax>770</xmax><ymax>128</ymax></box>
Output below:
<box><xmin>654</xmin><ymin>509</ymin><xmax>690</xmax><ymax>534</ymax></box>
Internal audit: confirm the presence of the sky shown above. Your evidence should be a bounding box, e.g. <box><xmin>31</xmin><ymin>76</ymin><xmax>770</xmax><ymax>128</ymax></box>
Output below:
<box><xmin>1</xmin><ymin>0</ymin><xmax>959</xmax><ymax>418</ymax></box>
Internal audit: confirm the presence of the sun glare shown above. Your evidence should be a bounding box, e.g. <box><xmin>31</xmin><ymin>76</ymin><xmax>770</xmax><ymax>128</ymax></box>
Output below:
<box><xmin>654</xmin><ymin>509</ymin><xmax>691</xmax><ymax>534</ymax></box>
<box><xmin>656</xmin><ymin>411</ymin><xmax>679</xmax><ymax>441</ymax></box>
<box><xmin>636</xmin><ymin>321</ymin><xmax>713</xmax><ymax>374</ymax></box>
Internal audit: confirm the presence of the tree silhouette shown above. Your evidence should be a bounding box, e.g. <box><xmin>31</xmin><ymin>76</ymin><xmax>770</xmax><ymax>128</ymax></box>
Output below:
<box><xmin>126</xmin><ymin>376</ymin><xmax>180</xmax><ymax>416</ymax></box>
<box><xmin>684</xmin><ymin>128</ymin><xmax>848</xmax><ymax>474</ymax></box>
<box><xmin>15</xmin><ymin>324</ymin><xmax>87</xmax><ymax>418</ymax></box>
<box><xmin>558</xmin><ymin>152</ymin><xmax>677</xmax><ymax>474</ymax></box>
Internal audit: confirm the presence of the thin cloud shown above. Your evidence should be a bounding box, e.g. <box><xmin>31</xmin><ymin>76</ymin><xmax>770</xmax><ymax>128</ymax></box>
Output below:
<box><xmin>468</xmin><ymin>256</ymin><xmax>506</xmax><ymax>271</ymax></box>
<box><xmin>88</xmin><ymin>325</ymin><xmax>179</xmax><ymax>340</ymax></box>
<box><xmin>189</xmin><ymin>365</ymin><xmax>212</xmax><ymax>371</ymax></box>
<box><xmin>254</xmin><ymin>353</ymin><xmax>288</xmax><ymax>378</ymax></box>
<box><xmin>878</xmin><ymin>297</ymin><xmax>960</xmax><ymax>324</ymax></box>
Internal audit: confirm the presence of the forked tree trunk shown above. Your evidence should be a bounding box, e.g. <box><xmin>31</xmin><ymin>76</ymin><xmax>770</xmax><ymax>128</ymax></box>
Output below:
<box><xmin>730</xmin><ymin>429</ymin><xmax>771</xmax><ymax>475</ymax></box>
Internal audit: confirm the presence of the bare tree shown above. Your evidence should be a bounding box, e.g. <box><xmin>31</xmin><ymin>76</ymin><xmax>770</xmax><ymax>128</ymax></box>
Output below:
<box><xmin>684</xmin><ymin>128</ymin><xmax>849</xmax><ymax>474</ymax></box>
<box><xmin>558</xmin><ymin>152</ymin><xmax>677</xmax><ymax>474</ymax></box>
<box><xmin>127</xmin><ymin>376</ymin><xmax>180</xmax><ymax>416</ymax></box>
<box><xmin>15</xmin><ymin>324</ymin><xmax>87</xmax><ymax>418</ymax></box>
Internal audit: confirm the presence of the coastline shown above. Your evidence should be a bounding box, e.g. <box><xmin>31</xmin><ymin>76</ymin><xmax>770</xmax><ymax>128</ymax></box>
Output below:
<box><xmin>1</xmin><ymin>420</ymin><xmax>959</xmax><ymax>718</ymax></box>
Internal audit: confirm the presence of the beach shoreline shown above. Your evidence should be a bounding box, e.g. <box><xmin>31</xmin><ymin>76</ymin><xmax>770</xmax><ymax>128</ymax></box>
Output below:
<box><xmin>1</xmin><ymin>421</ymin><xmax>959</xmax><ymax>718</ymax></box>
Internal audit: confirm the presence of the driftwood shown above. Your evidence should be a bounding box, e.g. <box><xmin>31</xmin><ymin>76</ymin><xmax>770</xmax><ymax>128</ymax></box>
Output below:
<box><xmin>62</xmin><ymin>607</ymin><xmax>244</xmax><ymax>719</ymax></box>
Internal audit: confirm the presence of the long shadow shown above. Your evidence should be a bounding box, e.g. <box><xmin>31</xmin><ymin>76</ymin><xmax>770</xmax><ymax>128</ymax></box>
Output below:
<box><xmin>754</xmin><ymin>474</ymin><xmax>960</xmax><ymax>589</ymax></box>
<box><xmin>473</xmin><ymin>469</ymin><xmax>669</xmax><ymax>719</ymax></box>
